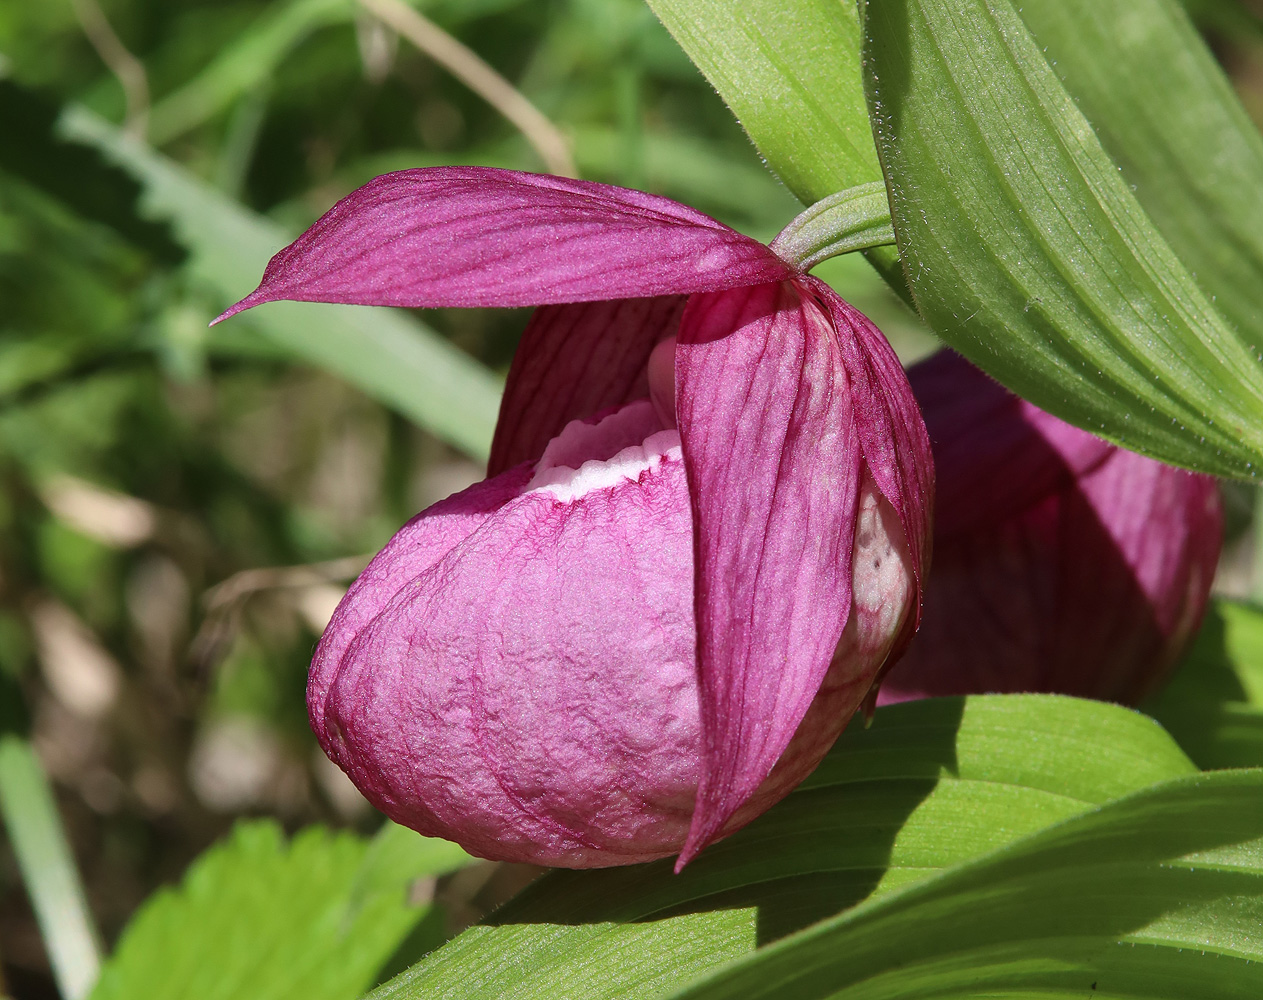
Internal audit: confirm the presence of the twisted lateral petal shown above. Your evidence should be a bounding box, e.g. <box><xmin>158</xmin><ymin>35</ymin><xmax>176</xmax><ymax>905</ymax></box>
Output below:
<box><xmin>675</xmin><ymin>281</ymin><xmax>861</xmax><ymax>867</ymax></box>
<box><xmin>806</xmin><ymin>276</ymin><xmax>934</xmax><ymax>658</ymax></box>
<box><xmin>214</xmin><ymin>168</ymin><xmax>793</xmax><ymax>321</ymax></box>
<box><xmin>489</xmin><ymin>296</ymin><xmax>686</xmax><ymax>474</ymax></box>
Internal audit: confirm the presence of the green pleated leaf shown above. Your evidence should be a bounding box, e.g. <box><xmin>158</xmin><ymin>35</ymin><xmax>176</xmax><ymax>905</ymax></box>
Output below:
<box><xmin>644</xmin><ymin>0</ymin><xmax>880</xmax><ymax>203</ymax></box>
<box><xmin>1146</xmin><ymin>598</ymin><xmax>1263</xmax><ymax>769</ymax></box>
<box><xmin>1018</xmin><ymin>0</ymin><xmax>1263</xmax><ymax>342</ymax></box>
<box><xmin>56</xmin><ymin>107</ymin><xmax>503</xmax><ymax>462</ymax></box>
<box><xmin>89</xmin><ymin>820</ymin><xmax>472</xmax><ymax>1000</ymax></box>
<box><xmin>861</xmin><ymin>0</ymin><xmax>1263</xmax><ymax>479</ymax></box>
<box><xmin>370</xmin><ymin>696</ymin><xmax>1193</xmax><ymax>1000</ymax></box>
<box><xmin>668</xmin><ymin>769</ymin><xmax>1263</xmax><ymax>999</ymax></box>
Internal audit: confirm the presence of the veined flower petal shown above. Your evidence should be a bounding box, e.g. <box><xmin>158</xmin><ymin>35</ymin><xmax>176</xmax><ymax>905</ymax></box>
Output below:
<box><xmin>214</xmin><ymin>168</ymin><xmax>793</xmax><ymax>322</ymax></box>
<box><xmin>489</xmin><ymin>296</ymin><xmax>686</xmax><ymax>474</ymax></box>
<box><xmin>674</xmin><ymin>281</ymin><xmax>863</xmax><ymax>867</ymax></box>
<box><xmin>806</xmin><ymin>277</ymin><xmax>934</xmax><ymax>676</ymax></box>
<box><xmin>312</xmin><ymin>402</ymin><xmax>704</xmax><ymax>866</ymax></box>
<box><xmin>878</xmin><ymin>351</ymin><xmax>1222</xmax><ymax>706</ymax></box>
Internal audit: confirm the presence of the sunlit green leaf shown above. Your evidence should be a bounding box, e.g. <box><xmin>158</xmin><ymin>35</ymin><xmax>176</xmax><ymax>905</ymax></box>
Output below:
<box><xmin>644</xmin><ymin>0</ymin><xmax>880</xmax><ymax>203</ymax></box>
<box><xmin>89</xmin><ymin>820</ymin><xmax>472</xmax><ymax>1000</ymax></box>
<box><xmin>1146</xmin><ymin>598</ymin><xmax>1263</xmax><ymax>768</ymax></box>
<box><xmin>669</xmin><ymin>769</ymin><xmax>1263</xmax><ymax>999</ymax></box>
<box><xmin>1019</xmin><ymin>0</ymin><xmax>1263</xmax><ymax>343</ymax></box>
<box><xmin>371</xmin><ymin>696</ymin><xmax>1193</xmax><ymax>999</ymax></box>
<box><xmin>861</xmin><ymin>0</ymin><xmax>1263</xmax><ymax>479</ymax></box>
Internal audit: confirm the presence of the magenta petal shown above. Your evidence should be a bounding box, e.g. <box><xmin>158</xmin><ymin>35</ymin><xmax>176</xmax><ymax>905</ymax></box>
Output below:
<box><xmin>675</xmin><ymin>281</ymin><xmax>861</xmax><ymax>867</ymax></box>
<box><xmin>907</xmin><ymin>350</ymin><xmax>1109</xmax><ymax>537</ymax></box>
<box><xmin>805</xmin><ymin>276</ymin><xmax>934</xmax><ymax>630</ymax></box>
<box><xmin>879</xmin><ymin>447</ymin><xmax>1221</xmax><ymax>704</ymax></box>
<box><xmin>308</xmin><ymin>465</ymin><xmax>533</xmax><ymax>751</ymax></box>
<box><xmin>215</xmin><ymin>168</ymin><xmax>793</xmax><ymax>321</ymax></box>
<box><xmin>879</xmin><ymin>351</ymin><xmax>1222</xmax><ymax>706</ymax></box>
<box><xmin>489</xmin><ymin>296</ymin><xmax>686</xmax><ymax>475</ymax></box>
<box><xmin>312</xmin><ymin>404</ymin><xmax>704</xmax><ymax>867</ymax></box>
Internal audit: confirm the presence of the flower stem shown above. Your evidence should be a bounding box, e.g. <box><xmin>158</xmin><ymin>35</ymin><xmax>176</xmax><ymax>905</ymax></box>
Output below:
<box><xmin>770</xmin><ymin>182</ymin><xmax>895</xmax><ymax>272</ymax></box>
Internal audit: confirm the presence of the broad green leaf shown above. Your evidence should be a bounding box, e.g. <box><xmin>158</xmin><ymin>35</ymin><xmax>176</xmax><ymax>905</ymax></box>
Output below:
<box><xmin>644</xmin><ymin>0</ymin><xmax>880</xmax><ymax>203</ymax></box>
<box><xmin>57</xmin><ymin>106</ymin><xmax>503</xmax><ymax>462</ymax></box>
<box><xmin>89</xmin><ymin>820</ymin><xmax>473</xmax><ymax>1000</ymax></box>
<box><xmin>371</xmin><ymin>696</ymin><xmax>1193</xmax><ymax>1000</ymax></box>
<box><xmin>861</xmin><ymin>0</ymin><xmax>1263</xmax><ymax>479</ymax></box>
<box><xmin>1019</xmin><ymin>0</ymin><xmax>1263</xmax><ymax>343</ymax></box>
<box><xmin>668</xmin><ymin>769</ymin><xmax>1263</xmax><ymax>999</ymax></box>
<box><xmin>1146</xmin><ymin>598</ymin><xmax>1263</xmax><ymax>768</ymax></box>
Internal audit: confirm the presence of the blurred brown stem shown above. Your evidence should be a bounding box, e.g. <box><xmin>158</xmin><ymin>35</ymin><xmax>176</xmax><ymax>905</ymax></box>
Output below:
<box><xmin>357</xmin><ymin>0</ymin><xmax>576</xmax><ymax>177</ymax></box>
<box><xmin>69</xmin><ymin>0</ymin><xmax>150</xmax><ymax>140</ymax></box>
<box><xmin>190</xmin><ymin>555</ymin><xmax>371</xmax><ymax>673</ymax></box>
<box><xmin>202</xmin><ymin>555</ymin><xmax>371</xmax><ymax>613</ymax></box>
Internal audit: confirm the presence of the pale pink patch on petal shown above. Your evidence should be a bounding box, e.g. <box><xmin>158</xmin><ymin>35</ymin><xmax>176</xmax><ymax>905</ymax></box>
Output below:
<box><xmin>804</xmin><ymin>276</ymin><xmax>934</xmax><ymax>657</ymax></box>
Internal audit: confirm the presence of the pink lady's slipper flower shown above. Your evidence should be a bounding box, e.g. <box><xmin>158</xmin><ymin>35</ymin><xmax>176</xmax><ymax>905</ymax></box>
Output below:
<box><xmin>218</xmin><ymin>168</ymin><xmax>933</xmax><ymax>868</ymax></box>
<box><xmin>879</xmin><ymin>351</ymin><xmax>1222</xmax><ymax>707</ymax></box>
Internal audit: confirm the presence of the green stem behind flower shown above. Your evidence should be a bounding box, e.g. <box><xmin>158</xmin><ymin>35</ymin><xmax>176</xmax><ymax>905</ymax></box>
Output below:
<box><xmin>770</xmin><ymin>182</ymin><xmax>895</xmax><ymax>272</ymax></box>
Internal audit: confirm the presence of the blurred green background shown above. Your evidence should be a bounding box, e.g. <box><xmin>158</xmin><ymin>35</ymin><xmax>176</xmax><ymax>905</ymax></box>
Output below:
<box><xmin>0</xmin><ymin>0</ymin><xmax>1259</xmax><ymax>996</ymax></box>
